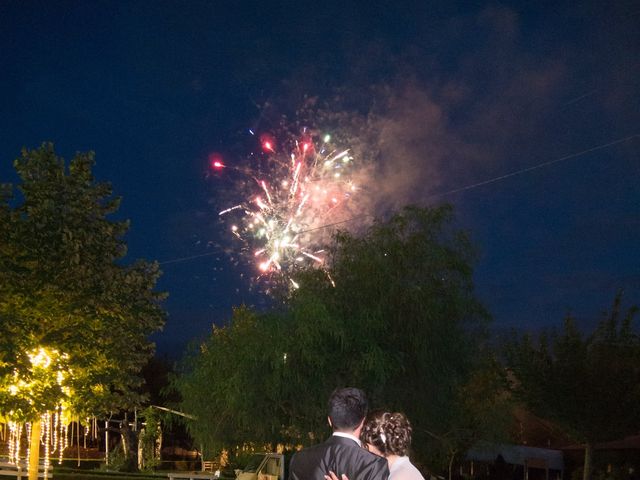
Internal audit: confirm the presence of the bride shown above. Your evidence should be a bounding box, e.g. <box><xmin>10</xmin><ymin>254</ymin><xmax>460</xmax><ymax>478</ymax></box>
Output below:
<box><xmin>325</xmin><ymin>410</ymin><xmax>426</xmax><ymax>480</ymax></box>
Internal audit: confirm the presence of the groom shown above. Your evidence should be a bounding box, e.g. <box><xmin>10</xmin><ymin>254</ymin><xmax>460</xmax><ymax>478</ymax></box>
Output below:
<box><xmin>288</xmin><ymin>387</ymin><xmax>389</xmax><ymax>480</ymax></box>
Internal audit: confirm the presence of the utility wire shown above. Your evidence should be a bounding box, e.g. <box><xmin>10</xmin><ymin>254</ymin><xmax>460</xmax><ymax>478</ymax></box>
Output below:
<box><xmin>306</xmin><ymin>134</ymin><xmax>640</xmax><ymax>232</ymax></box>
<box><xmin>427</xmin><ymin>133</ymin><xmax>639</xmax><ymax>200</ymax></box>
<box><xmin>159</xmin><ymin>250</ymin><xmax>224</xmax><ymax>265</ymax></box>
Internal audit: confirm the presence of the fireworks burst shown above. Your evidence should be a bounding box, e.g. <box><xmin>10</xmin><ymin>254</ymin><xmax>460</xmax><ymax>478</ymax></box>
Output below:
<box><xmin>215</xmin><ymin>128</ymin><xmax>358</xmax><ymax>288</ymax></box>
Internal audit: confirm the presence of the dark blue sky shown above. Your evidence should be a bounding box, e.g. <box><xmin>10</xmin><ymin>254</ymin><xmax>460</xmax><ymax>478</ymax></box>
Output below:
<box><xmin>2</xmin><ymin>0</ymin><xmax>638</xmax><ymax>355</ymax></box>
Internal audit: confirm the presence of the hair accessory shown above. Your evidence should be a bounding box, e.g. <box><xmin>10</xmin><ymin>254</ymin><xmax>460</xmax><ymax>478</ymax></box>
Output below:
<box><xmin>380</xmin><ymin>431</ymin><xmax>387</xmax><ymax>444</ymax></box>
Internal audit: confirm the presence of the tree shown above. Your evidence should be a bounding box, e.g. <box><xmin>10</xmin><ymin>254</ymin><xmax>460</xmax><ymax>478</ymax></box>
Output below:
<box><xmin>312</xmin><ymin>204</ymin><xmax>503</xmax><ymax>473</ymax></box>
<box><xmin>505</xmin><ymin>292</ymin><xmax>640</xmax><ymax>480</ymax></box>
<box><xmin>0</xmin><ymin>144</ymin><xmax>165</xmax><ymax>476</ymax></box>
<box><xmin>137</xmin><ymin>407</ymin><xmax>163</xmax><ymax>471</ymax></box>
<box><xmin>173</xmin><ymin>205</ymin><xmax>504</xmax><ymax>474</ymax></box>
<box><xmin>432</xmin><ymin>358</ymin><xmax>513</xmax><ymax>480</ymax></box>
<box><xmin>171</xmin><ymin>306</ymin><xmax>293</xmax><ymax>459</ymax></box>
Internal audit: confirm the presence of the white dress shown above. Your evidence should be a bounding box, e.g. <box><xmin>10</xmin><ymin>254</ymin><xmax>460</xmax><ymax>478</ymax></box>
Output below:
<box><xmin>389</xmin><ymin>456</ymin><xmax>425</xmax><ymax>480</ymax></box>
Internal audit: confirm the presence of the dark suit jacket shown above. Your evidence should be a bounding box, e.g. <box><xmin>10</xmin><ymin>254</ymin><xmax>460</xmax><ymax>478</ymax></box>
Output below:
<box><xmin>288</xmin><ymin>434</ymin><xmax>389</xmax><ymax>480</ymax></box>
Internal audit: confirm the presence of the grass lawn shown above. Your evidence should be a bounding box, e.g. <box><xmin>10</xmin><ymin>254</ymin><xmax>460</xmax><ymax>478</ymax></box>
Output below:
<box><xmin>52</xmin><ymin>467</ymin><xmax>168</xmax><ymax>480</ymax></box>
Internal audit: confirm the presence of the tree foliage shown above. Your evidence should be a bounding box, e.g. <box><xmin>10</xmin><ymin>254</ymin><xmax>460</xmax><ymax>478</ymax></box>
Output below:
<box><xmin>172</xmin><ymin>306</ymin><xmax>295</xmax><ymax>457</ymax></box>
<box><xmin>173</xmin><ymin>205</ymin><xmax>506</xmax><ymax>471</ymax></box>
<box><xmin>505</xmin><ymin>292</ymin><xmax>640</xmax><ymax>480</ymax></box>
<box><xmin>0</xmin><ymin>143</ymin><xmax>166</xmax><ymax>421</ymax></box>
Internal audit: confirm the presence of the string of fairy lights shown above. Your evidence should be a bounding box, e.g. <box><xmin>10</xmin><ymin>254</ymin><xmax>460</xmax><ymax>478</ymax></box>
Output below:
<box><xmin>1</xmin><ymin>347</ymin><xmax>92</xmax><ymax>474</ymax></box>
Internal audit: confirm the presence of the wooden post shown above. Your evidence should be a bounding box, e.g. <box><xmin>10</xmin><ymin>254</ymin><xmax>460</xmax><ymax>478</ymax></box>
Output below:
<box><xmin>29</xmin><ymin>420</ymin><xmax>41</xmax><ymax>480</ymax></box>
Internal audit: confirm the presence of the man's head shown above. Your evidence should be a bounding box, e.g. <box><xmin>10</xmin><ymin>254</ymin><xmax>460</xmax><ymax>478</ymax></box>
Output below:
<box><xmin>327</xmin><ymin>387</ymin><xmax>368</xmax><ymax>433</ymax></box>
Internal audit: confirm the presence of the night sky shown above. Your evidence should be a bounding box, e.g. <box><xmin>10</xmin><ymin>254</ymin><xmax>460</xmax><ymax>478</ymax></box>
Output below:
<box><xmin>1</xmin><ymin>1</ymin><xmax>638</xmax><ymax>356</ymax></box>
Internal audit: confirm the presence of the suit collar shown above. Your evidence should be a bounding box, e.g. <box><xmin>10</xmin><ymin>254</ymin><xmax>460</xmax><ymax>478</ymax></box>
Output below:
<box><xmin>331</xmin><ymin>432</ymin><xmax>362</xmax><ymax>447</ymax></box>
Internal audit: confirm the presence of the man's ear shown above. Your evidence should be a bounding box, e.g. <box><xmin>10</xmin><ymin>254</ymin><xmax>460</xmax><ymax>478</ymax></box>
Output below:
<box><xmin>327</xmin><ymin>416</ymin><xmax>333</xmax><ymax>428</ymax></box>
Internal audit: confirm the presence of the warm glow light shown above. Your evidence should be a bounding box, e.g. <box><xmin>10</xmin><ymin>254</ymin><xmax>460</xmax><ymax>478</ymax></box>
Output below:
<box><xmin>42</xmin><ymin>412</ymin><xmax>51</xmax><ymax>477</ymax></box>
<box><xmin>9</xmin><ymin>422</ymin><xmax>21</xmax><ymax>464</ymax></box>
<box><xmin>25</xmin><ymin>422</ymin><xmax>31</xmax><ymax>467</ymax></box>
<box><xmin>29</xmin><ymin>347</ymin><xmax>53</xmax><ymax>368</ymax></box>
<box><xmin>3</xmin><ymin>346</ymin><xmax>75</xmax><ymax>470</ymax></box>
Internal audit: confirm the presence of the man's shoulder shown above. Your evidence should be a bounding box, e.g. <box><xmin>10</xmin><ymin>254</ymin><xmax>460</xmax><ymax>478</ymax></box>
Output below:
<box><xmin>290</xmin><ymin>436</ymin><xmax>388</xmax><ymax>479</ymax></box>
<box><xmin>289</xmin><ymin>439</ymin><xmax>331</xmax><ymax>465</ymax></box>
<box><xmin>293</xmin><ymin>437</ymin><xmax>335</xmax><ymax>453</ymax></box>
<box><xmin>293</xmin><ymin>435</ymin><xmax>355</xmax><ymax>451</ymax></box>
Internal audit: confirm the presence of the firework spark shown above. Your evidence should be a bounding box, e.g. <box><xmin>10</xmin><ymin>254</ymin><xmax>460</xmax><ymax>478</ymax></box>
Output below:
<box><xmin>217</xmin><ymin>129</ymin><xmax>357</xmax><ymax>287</ymax></box>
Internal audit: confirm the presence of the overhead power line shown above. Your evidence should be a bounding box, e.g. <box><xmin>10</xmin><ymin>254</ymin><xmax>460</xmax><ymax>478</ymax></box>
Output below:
<box><xmin>428</xmin><ymin>133</ymin><xmax>639</xmax><ymax>200</ymax></box>
<box><xmin>159</xmin><ymin>250</ymin><xmax>223</xmax><ymax>265</ymax></box>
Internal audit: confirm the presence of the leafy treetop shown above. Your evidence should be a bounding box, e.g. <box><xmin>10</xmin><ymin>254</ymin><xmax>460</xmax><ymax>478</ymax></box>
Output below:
<box><xmin>0</xmin><ymin>143</ymin><xmax>166</xmax><ymax>421</ymax></box>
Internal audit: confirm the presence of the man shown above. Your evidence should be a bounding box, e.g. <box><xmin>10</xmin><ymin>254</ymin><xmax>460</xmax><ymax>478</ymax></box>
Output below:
<box><xmin>288</xmin><ymin>387</ymin><xmax>389</xmax><ymax>480</ymax></box>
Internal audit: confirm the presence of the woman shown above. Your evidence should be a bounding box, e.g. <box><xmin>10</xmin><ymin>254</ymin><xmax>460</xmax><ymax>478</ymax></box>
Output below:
<box><xmin>325</xmin><ymin>410</ymin><xmax>425</xmax><ymax>480</ymax></box>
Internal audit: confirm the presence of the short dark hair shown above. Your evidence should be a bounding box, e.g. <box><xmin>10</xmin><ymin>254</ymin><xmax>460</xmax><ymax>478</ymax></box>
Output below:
<box><xmin>360</xmin><ymin>410</ymin><xmax>412</xmax><ymax>457</ymax></box>
<box><xmin>328</xmin><ymin>387</ymin><xmax>368</xmax><ymax>431</ymax></box>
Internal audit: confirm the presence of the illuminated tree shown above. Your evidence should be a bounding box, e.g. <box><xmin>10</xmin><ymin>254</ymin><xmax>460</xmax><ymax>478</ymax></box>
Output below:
<box><xmin>0</xmin><ymin>144</ymin><xmax>166</xmax><ymax>475</ymax></box>
<box><xmin>505</xmin><ymin>293</ymin><xmax>640</xmax><ymax>480</ymax></box>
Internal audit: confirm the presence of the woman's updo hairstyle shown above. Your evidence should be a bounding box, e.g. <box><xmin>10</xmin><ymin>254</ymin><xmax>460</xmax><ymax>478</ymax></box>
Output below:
<box><xmin>360</xmin><ymin>410</ymin><xmax>412</xmax><ymax>457</ymax></box>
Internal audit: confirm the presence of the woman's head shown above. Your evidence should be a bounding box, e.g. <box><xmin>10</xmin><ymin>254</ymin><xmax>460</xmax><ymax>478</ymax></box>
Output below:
<box><xmin>360</xmin><ymin>410</ymin><xmax>412</xmax><ymax>457</ymax></box>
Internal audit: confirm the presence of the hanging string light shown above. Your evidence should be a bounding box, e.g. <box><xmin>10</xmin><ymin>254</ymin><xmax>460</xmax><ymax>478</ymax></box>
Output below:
<box><xmin>84</xmin><ymin>418</ymin><xmax>89</xmax><ymax>449</ymax></box>
<box><xmin>15</xmin><ymin>422</ymin><xmax>22</xmax><ymax>465</ymax></box>
<box><xmin>25</xmin><ymin>422</ymin><xmax>32</xmax><ymax>469</ymax></box>
<box><xmin>8</xmin><ymin>421</ymin><xmax>19</xmax><ymax>464</ymax></box>
<box><xmin>42</xmin><ymin>412</ymin><xmax>51</xmax><ymax>478</ymax></box>
<box><xmin>57</xmin><ymin>407</ymin><xmax>65</xmax><ymax>464</ymax></box>
<box><xmin>62</xmin><ymin>419</ymin><xmax>69</xmax><ymax>454</ymax></box>
<box><xmin>53</xmin><ymin>408</ymin><xmax>58</xmax><ymax>454</ymax></box>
